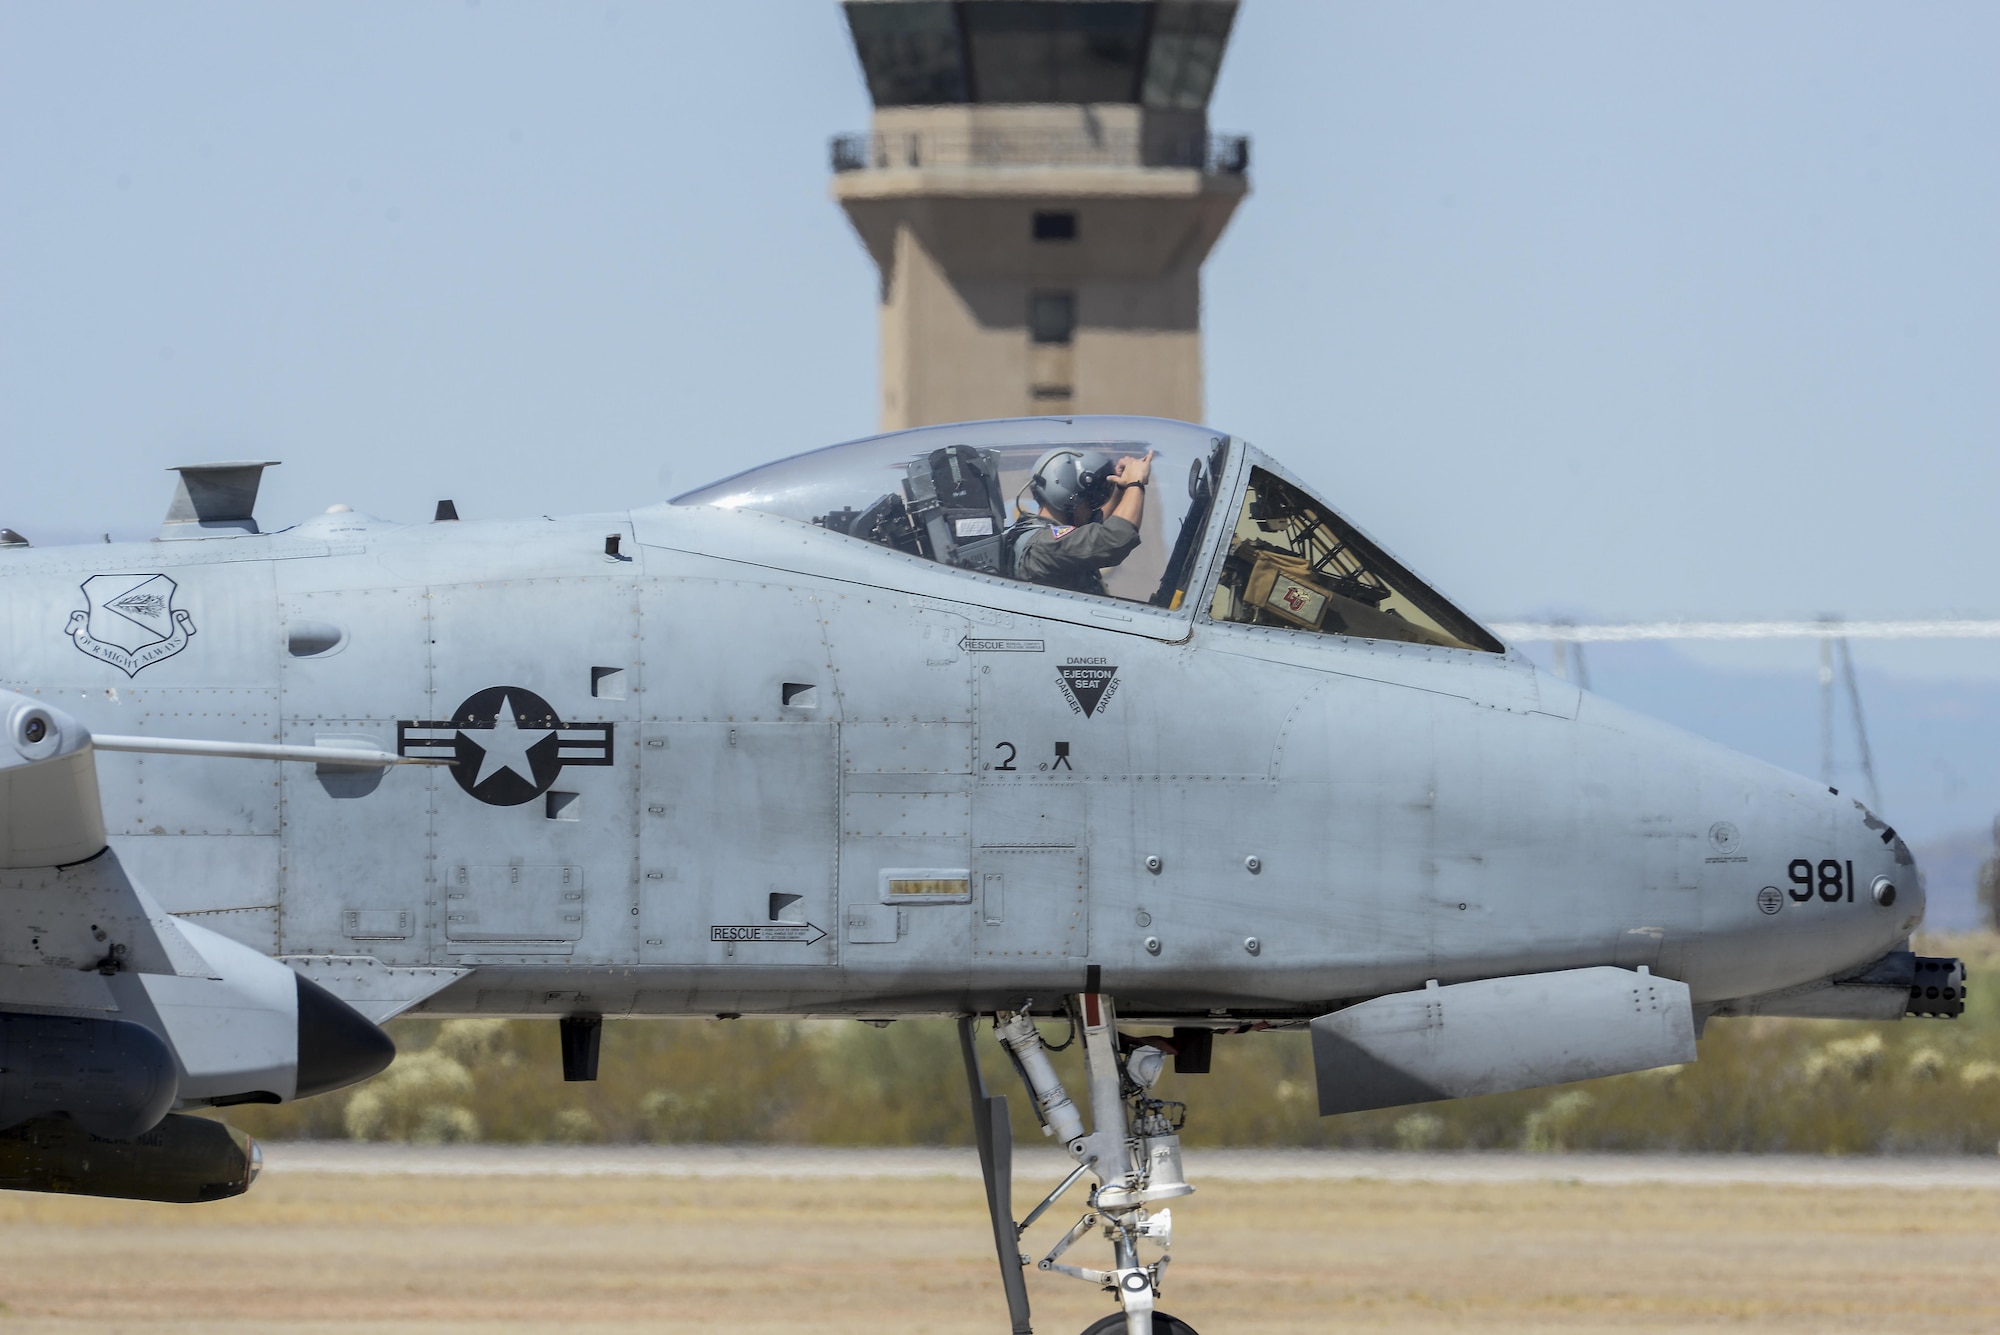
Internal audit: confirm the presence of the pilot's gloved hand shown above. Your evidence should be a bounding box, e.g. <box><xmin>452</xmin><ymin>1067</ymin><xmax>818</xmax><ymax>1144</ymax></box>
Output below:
<box><xmin>1114</xmin><ymin>451</ymin><xmax>1154</xmax><ymax>490</ymax></box>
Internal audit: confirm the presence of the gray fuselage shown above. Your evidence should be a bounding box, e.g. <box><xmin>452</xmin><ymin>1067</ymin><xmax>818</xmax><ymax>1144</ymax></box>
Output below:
<box><xmin>0</xmin><ymin>465</ymin><xmax>1918</xmax><ymax>1024</ymax></box>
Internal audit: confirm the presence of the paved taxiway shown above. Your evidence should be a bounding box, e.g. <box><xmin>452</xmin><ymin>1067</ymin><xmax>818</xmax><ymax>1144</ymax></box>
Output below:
<box><xmin>264</xmin><ymin>1142</ymin><xmax>2000</xmax><ymax>1189</ymax></box>
<box><xmin>2</xmin><ymin>1148</ymin><xmax>1997</xmax><ymax>1332</ymax></box>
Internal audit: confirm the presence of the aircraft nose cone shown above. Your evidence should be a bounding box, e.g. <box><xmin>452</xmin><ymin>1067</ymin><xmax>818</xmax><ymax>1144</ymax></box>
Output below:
<box><xmin>1871</xmin><ymin>828</ymin><xmax>1924</xmax><ymax>927</ymax></box>
<box><xmin>293</xmin><ymin>972</ymin><xmax>396</xmax><ymax>1099</ymax></box>
<box><xmin>1816</xmin><ymin>802</ymin><xmax>1927</xmax><ymax>963</ymax></box>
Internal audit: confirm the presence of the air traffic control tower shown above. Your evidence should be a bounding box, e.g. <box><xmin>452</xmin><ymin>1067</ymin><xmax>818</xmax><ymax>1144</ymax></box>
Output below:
<box><xmin>832</xmin><ymin>0</ymin><xmax>1248</xmax><ymax>430</ymax></box>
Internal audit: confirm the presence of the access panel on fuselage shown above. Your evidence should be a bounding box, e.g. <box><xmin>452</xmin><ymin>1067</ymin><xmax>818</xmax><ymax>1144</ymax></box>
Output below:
<box><xmin>973</xmin><ymin>836</ymin><xmax>1089</xmax><ymax>960</ymax></box>
<box><xmin>965</xmin><ymin>615</ymin><xmax>1309</xmax><ymax>980</ymax></box>
<box><xmin>956</xmin><ymin>613</ymin><xmax>1188</xmax><ymax>968</ymax></box>
<box><xmin>822</xmin><ymin>596</ymin><xmax>976</xmax><ymax>966</ymax></box>
<box><xmin>638</xmin><ymin>721</ymin><xmax>839</xmax><ymax>966</ymax></box>
<box><xmin>29</xmin><ymin>552</ymin><xmax>286</xmax><ymax>953</ymax></box>
<box><xmin>423</xmin><ymin>578</ymin><xmax>640</xmax><ymax>964</ymax></box>
<box><xmin>635</xmin><ymin>578</ymin><xmax>840</xmax><ymax>967</ymax></box>
<box><xmin>277</xmin><ymin>584</ymin><xmax>434</xmax><ymax>962</ymax></box>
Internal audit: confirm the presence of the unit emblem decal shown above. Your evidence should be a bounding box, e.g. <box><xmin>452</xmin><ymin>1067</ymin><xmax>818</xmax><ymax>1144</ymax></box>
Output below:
<box><xmin>63</xmin><ymin>573</ymin><xmax>197</xmax><ymax>677</ymax></box>
<box><xmin>398</xmin><ymin>686</ymin><xmax>614</xmax><ymax>807</ymax></box>
<box><xmin>1055</xmin><ymin>658</ymin><xmax>1119</xmax><ymax>718</ymax></box>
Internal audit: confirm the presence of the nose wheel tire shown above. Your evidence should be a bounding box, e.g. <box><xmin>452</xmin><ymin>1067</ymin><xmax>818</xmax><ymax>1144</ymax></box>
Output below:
<box><xmin>1079</xmin><ymin>1313</ymin><xmax>1198</xmax><ymax>1335</ymax></box>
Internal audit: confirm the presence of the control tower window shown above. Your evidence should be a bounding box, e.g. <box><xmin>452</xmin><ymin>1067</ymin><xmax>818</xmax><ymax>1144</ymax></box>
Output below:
<box><xmin>842</xmin><ymin>0</ymin><xmax>1239</xmax><ymax>109</ymax></box>
<box><xmin>1209</xmin><ymin>468</ymin><xmax>1502</xmax><ymax>653</ymax></box>
<box><xmin>1034</xmin><ymin>210</ymin><xmax>1078</xmax><ymax>242</ymax></box>
<box><xmin>1142</xmin><ymin>0</ymin><xmax>1238</xmax><ymax>110</ymax></box>
<box><xmin>844</xmin><ymin>1</ymin><xmax>969</xmax><ymax>106</ymax></box>
<box><xmin>1030</xmin><ymin>291</ymin><xmax>1076</xmax><ymax>345</ymax></box>
<box><xmin>963</xmin><ymin>2</ymin><xmax>1151</xmax><ymax>104</ymax></box>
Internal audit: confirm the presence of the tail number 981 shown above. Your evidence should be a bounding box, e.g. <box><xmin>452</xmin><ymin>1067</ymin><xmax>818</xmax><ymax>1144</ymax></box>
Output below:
<box><xmin>1788</xmin><ymin>859</ymin><xmax>1855</xmax><ymax>903</ymax></box>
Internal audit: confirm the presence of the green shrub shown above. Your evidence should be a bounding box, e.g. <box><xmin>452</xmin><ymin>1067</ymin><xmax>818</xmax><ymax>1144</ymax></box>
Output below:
<box><xmin>231</xmin><ymin>932</ymin><xmax>2000</xmax><ymax>1155</ymax></box>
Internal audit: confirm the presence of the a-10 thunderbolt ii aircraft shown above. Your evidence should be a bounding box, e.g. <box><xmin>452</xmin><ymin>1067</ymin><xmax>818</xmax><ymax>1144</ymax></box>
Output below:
<box><xmin>0</xmin><ymin>415</ymin><xmax>1965</xmax><ymax>1335</ymax></box>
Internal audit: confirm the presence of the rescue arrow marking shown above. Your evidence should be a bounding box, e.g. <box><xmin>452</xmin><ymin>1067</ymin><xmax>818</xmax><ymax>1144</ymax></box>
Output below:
<box><xmin>709</xmin><ymin>924</ymin><xmax>828</xmax><ymax>945</ymax></box>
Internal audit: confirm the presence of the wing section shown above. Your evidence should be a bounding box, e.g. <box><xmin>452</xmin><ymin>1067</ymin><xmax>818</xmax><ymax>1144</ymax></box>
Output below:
<box><xmin>0</xmin><ymin>689</ymin><xmax>395</xmax><ymax>1201</ymax></box>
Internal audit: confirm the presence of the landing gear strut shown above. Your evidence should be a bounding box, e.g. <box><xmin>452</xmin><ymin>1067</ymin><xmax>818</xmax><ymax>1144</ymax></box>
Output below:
<box><xmin>960</xmin><ymin>995</ymin><xmax>1202</xmax><ymax>1335</ymax></box>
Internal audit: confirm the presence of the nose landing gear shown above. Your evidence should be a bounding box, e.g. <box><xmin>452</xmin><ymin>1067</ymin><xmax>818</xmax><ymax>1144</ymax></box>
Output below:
<box><xmin>961</xmin><ymin>995</ymin><xmax>1204</xmax><ymax>1335</ymax></box>
<box><xmin>1079</xmin><ymin>1314</ymin><xmax>1199</xmax><ymax>1335</ymax></box>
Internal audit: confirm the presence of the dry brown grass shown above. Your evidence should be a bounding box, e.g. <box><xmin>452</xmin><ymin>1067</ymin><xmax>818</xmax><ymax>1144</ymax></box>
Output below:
<box><xmin>0</xmin><ymin>1170</ymin><xmax>1996</xmax><ymax>1333</ymax></box>
<box><xmin>231</xmin><ymin>933</ymin><xmax>2000</xmax><ymax>1157</ymax></box>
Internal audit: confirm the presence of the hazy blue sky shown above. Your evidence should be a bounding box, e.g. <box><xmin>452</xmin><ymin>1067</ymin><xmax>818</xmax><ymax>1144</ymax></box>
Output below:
<box><xmin>4</xmin><ymin>2</ymin><xmax>1996</xmax><ymax>657</ymax></box>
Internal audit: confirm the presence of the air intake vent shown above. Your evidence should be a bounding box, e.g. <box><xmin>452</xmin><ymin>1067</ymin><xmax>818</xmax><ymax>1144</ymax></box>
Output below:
<box><xmin>160</xmin><ymin>461</ymin><xmax>281</xmax><ymax>540</ymax></box>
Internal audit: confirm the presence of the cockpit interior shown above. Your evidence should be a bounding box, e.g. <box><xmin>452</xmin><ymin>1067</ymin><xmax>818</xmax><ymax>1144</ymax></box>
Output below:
<box><xmin>675</xmin><ymin>419</ymin><xmax>1499</xmax><ymax>654</ymax></box>
<box><xmin>1209</xmin><ymin>467</ymin><xmax>1499</xmax><ymax>653</ymax></box>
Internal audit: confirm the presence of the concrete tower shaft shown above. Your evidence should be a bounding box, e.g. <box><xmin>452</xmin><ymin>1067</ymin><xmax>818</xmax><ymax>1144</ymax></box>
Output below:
<box><xmin>832</xmin><ymin>0</ymin><xmax>1249</xmax><ymax>430</ymax></box>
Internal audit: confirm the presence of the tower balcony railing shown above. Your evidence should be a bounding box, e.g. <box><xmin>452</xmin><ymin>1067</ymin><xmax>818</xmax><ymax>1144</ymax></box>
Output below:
<box><xmin>830</xmin><ymin>130</ymin><xmax>1249</xmax><ymax>176</ymax></box>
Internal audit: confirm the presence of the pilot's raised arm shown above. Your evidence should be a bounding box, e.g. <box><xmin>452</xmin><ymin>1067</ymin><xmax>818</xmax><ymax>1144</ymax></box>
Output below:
<box><xmin>1007</xmin><ymin>449</ymin><xmax>1152</xmax><ymax>597</ymax></box>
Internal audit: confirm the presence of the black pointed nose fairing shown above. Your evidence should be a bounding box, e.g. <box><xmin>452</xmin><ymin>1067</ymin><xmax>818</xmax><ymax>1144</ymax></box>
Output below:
<box><xmin>292</xmin><ymin>972</ymin><xmax>395</xmax><ymax>1099</ymax></box>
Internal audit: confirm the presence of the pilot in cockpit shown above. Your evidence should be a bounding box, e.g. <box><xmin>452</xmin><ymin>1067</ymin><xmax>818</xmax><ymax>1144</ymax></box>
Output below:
<box><xmin>1005</xmin><ymin>449</ymin><xmax>1154</xmax><ymax>597</ymax></box>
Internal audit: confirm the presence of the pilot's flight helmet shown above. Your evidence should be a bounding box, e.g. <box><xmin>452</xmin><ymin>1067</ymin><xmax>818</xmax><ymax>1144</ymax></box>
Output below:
<box><xmin>1029</xmin><ymin>449</ymin><xmax>1116</xmax><ymax>518</ymax></box>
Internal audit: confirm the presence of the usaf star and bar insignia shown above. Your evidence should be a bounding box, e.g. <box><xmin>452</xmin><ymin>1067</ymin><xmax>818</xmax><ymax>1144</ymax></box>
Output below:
<box><xmin>398</xmin><ymin>686</ymin><xmax>614</xmax><ymax>807</ymax></box>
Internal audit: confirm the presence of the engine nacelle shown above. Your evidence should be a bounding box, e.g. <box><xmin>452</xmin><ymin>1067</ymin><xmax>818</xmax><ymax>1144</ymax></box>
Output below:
<box><xmin>0</xmin><ymin>1012</ymin><xmax>178</xmax><ymax>1140</ymax></box>
<box><xmin>1</xmin><ymin>688</ymin><xmax>394</xmax><ymax>1158</ymax></box>
<box><xmin>0</xmin><ymin>922</ymin><xmax>393</xmax><ymax>1141</ymax></box>
<box><xmin>115</xmin><ymin>915</ymin><xmax>397</xmax><ymax>1107</ymax></box>
<box><xmin>0</xmin><ymin>694</ymin><xmax>104</xmax><ymax>868</ymax></box>
<box><xmin>0</xmin><ymin>1112</ymin><xmax>260</xmax><ymax>1203</ymax></box>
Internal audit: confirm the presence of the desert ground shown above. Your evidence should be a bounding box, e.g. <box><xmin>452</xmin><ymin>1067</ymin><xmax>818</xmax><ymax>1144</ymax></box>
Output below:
<box><xmin>1</xmin><ymin>1149</ymin><xmax>1997</xmax><ymax>1334</ymax></box>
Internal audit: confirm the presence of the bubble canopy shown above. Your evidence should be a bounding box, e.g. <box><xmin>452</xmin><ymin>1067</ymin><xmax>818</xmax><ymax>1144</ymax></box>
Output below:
<box><xmin>673</xmin><ymin>417</ymin><xmax>1228</xmax><ymax>607</ymax></box>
